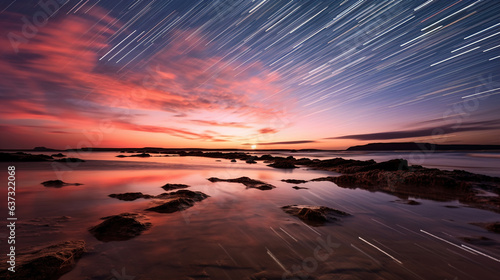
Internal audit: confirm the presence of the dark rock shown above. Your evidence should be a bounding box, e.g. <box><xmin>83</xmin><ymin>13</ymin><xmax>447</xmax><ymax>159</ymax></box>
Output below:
<box><xmin>208</xmin><ymin>176</ymin><xmax>276</xmax><ymax>190</ymax></box>
<box><xmin>268</xmin><ymin>160</ymin><xmax>297</xmax><ymax>169</ymax></box>
<box><xmin>292</xmin><ymin>186</ymin><xmax>309</xmax><ymax>190</ymax></box>
<box><xmin>155</xmin><ymin>190</ymin><xmax>209</xmax><ymax>201</ymax></box>
<box><xmin>459</xmin><ymin>236</ymin><xmax>499</xmax><ymax>246</ymax></box>
<box><xmin>246</xmin><ymin>158</ymin><xmax>257</xmax><ymax>164</ymax></box>
<box><xmin>0</xmin><ymin>240</ymin><xmax>85</xmax><ymax>280</ymax></box>
<box><xmin>282</xmin><ymin>205</ymin><xmax>350</xmax><ymax>226</ymax></box>
<box><xmin>41</xmin><ymin>180</ymin><xmax>82</xmax><ymax>188</ymax></box>
<box><xmin>116</xmin><ymin>155</ymin><xmax>127</xmax><ymax>158</ymax></box>
<box><xmin>231</xmin><ymin>159</ymin><xmax>237</xmax><ymax>162</ymax></box>
<box><xmin>146</xmin><ymin>197</ymin><xmax>196</xmax><ymax>213</ymax></box>
<box><xmin>51</xmin><ymin>153</ymin><xmax>66</xmax><ymax>157</ymax></box>
<box><xmin>282</xmin><ymin>179</ymin><xmax>308</xmax><ymax>184</ymax></box>
<box><xmin>470</xmin><ymin>222</ymin><xmax>500</xmax><ymax>233</ymax></box>
<box><xmin>33</xmin><ymin>146</ymin><xmax>56</xmax><ymax>151</ymax></box>
<box><xmin>393</xmin><ymin>199</ymin><xmax>420</xmax><ymax>205</ymax></box>
<box><xmin>129</xmin><ymin>153</ymin><xmax>151</xmax><ymax>157</ymax></box>
<box><xmin>161</xmin><ymin>183</ymin><xmax>190</xmax><ymax>191</ymax></box>
<box><xmin>109</xmin><ymin>192</ymin><xmax>152</xmax><ymax>201</ymax></box>
<box><xmin>89</xmin><ymin>213</ymin><xmax>151</xmax><ymax>242</ymax></box>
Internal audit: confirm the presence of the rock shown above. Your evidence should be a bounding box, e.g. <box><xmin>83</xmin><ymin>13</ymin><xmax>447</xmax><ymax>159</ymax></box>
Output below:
<box><xmin>231</xmin><ymin>159</ymin><xmax>237</xmax><ymax>162</ymax></box>
<box><xmin>145</xmin><ymin>190</ymin><xmax>209</xmax><ymax>213</ymax></box>
<box><xmin>51</xmin><ymin>153</ymin><xmax>66</xmax><ymax>157</ymax></box>
<box><xmin>89</xmin><ymin>213</ymin><xmax>151</xmax><ymax>242</ymax></box>
<box><xmin>108</xmin><ymin>192</ymin><xmax>153</xmax><ymax>201</ymax></box>
<box><xmin>393</xmin><ymin>199</ymin><xmax>420</xmax><ymax>205</ymax></box>
<box><xmin>0</xmin><ymin>152</ymin><xmax>53</xmax><ymax>162</ymax></box>
<box><xmin>470</xmin><ymin>222</ymin><xmax>500</xmax><ymax>233</ymax></box>
<box><xmin>116</xmin><ymin>155</ymin><xmax>127</xmax><ymax>158</ymax></box>
<box><xmin>145</xmin><ymin>197</ymin><xmax>196</xmax><ymax>213</ymax></box>
<box><xmin>246</xmin><ymin>158</ymin><xmax>257</xmax><ymax>164</ymax></box>
<box><xmin>41</xmin><ymin>180</ymin><xmax>82</xmax><ymax>188</ymax></box>
<box><xmin>129</xmin><ymin>153</ymin><xmax>151</xmax><ymax>157</ymax></box>
<box><xmin>54</xmin><ymin>157</ymin><xmax>85</xmax><ymax>163</ymax></box>
<box><xmin>282</xmin><ymin>179</ymin><xmax>308</xmax><ymax>184</ymax></box>
<box><xmin>268</xmin><ymin>160</ymin><xmax>297</xmax><ymax>169</ymax></box>
<box><xmin>208</xmin><ymin>176</ymin><xmax>276</xmax><ymax>190</ymax></box>
<box><xmin>459</xmin><ymin>236</ymin><xmax>498</xmax><ymax>246</ymax></box>
<box><xmin>282</xmin><ymin>205</ymin><xmax>350</xmax><ymax>226</ymax></box>
<box><xmin>155</xmin><ymin>190</ymin><xmax>209</xmax><ymax>201</ymax></box>
<box><xmin>0</xmin><ymin>240</ymin><xmax>85</xmax><ymax>280</ymax></box>
<box><xmin>161</xmin><ymin>183</ymin><xmax>190</xmax><ymax>191</ymax></box>
<box><xmin>292</xmin><ymin>186</ymin><xmax>309</xmax><ymax>190</ymax></box>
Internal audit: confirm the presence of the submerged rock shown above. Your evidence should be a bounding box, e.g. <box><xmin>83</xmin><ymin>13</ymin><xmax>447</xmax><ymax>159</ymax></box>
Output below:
<box><xmin>282</xmin><ymin>179</ymin><xmax>308</xmax><ymax>184</ymax></box>
<box><xmin>146</xmin><ymin>197</ymin><xmax>196</xmax><ymax>213</ymax></box>
<box><xmin>208</xmin><ymin>176</ymin><xmax>275</xmax><ymax>190</ymax></box>
<box><xmin>129</xmin><ymin>153</ymin><xmax>151</xmax><ymax>157</ymax></box>
<box><xmin>161</xmin><ymin>183</ymin><xmax>190</xmax><ymax>191</ymax></box>
<box><xmin>282</xmin><ymin>205</ymin><xmax>350</xmax><ymax>226</ymax></box>
<box><xmin>89</xmin><ymin>213</ymin><xmax>151</xmax><ymax>242</ymax></box>
<box><xmin>470</xmin><ymin>222</ymin><xmax>500</xmax><ymax>233</ymax></box>
<box><xmin>108</xmin><ymin>192</ymin><xmax>153</xmax><ymax>201</ymax></box>
<box><xmin>292</xmin><ymin>186</ymin><xmax>309</xmax><ymax>190</ymax></box>
<box><xmin>41</xmin><ymin>180</ymin><xmax>82</xmax><ymax>188</ymax></box>
<box><xmin>0</xmin><ymin>240</ymin><xmax>85</xmax><ymax>280</ymax></box>
<box><xmin>393</xmin><ymin>199</ymin><xmax>420</xmax><ymax>205</ymax></box>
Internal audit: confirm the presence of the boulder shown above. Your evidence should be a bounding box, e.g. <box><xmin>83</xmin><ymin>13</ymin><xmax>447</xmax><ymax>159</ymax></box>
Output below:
<box><xmin>0</xmin><ymin>240</ymin><xmax>85</xmax><ymax>280</ymax></box>
<box><xmin>282</xmin><ymin>205</ymin><xmax>350</xmax><ymax>226</ymax></box>
<box><xmin>89</xmin><ymin>213</ymin><xmax>151</xmax><ymax>242</ymax></box>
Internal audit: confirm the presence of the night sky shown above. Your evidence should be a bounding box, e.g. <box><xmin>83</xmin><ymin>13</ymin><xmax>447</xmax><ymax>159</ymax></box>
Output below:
<box><xmin>1</xmin><ymin>0</ymin><xmax>499</xmax><ymax>149</ymax></box>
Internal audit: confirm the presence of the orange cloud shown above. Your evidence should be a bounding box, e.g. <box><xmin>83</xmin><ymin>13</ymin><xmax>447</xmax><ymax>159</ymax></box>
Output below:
<box><xmin>0</xmin><ymin>7</ymin><xmax>293</xmax><ymax>149</ymax></box>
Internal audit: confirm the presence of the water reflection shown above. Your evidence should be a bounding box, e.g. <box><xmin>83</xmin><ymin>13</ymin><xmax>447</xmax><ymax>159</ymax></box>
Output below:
<box><xmin>1</xmin><ymin>153</ymin><xmax>500</xmax><ymax>279</ymax></box>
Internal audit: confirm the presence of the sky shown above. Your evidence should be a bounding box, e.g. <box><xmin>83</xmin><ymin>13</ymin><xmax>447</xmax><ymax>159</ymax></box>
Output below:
<box><xmin>0</xmin><ymin>0</ymin><xmax>499</xmax><ymax>150</ymax></box>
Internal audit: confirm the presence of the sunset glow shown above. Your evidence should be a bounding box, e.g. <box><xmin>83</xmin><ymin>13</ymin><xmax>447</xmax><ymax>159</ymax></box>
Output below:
<box><xmin>1</xmin><ymin>1</ymin><xmax>499</xmax><ymax>150</ymax></box>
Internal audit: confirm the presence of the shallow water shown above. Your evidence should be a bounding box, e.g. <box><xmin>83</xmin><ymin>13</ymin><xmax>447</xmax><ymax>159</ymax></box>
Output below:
<box><xmin>1</xmin><ymin>152</ymin><xmax>500</xmax><ymax>279</ymax></box>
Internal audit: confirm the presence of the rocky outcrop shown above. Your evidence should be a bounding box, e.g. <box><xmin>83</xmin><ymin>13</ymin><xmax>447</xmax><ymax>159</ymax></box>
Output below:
<box><xmin>89</xmin><ymin>213</ymin><xmax>151</xmax><ymax>242</ymax></box>
<box><xmin>208</xmin><ymin>177</ymin><xmax>275</xmax><ymax>190</ymax></box>
<box><xmin>41</xmin><ymin>180</ymin><xmax>83</xmax><ymax>188</ymax></box>
<box><xmin>282</xmin><ymin>205</ymin><xmax>350</xmax><ymax>226</ymax></box>
<box><xmin>161</xmin><ymin>183</ymin><xmax>190</xmax><ymax>191</ymax></box>
<box><xmin>0</xmin><ymin>240</ymin><xmax>85</xmax><ymax>280</ymax></box>
<box><xmin>267</xmin><ymin>159</ymin><xmax>297</xmax><ymax>169</ymax></box>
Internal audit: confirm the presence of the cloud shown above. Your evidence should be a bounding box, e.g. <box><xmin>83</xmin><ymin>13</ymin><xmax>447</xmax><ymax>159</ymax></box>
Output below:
<box><xmin>258</xmin><ymin>128</ymin><xmax>278</xmax><ymax>134</ymax></box>
<box><xmin>249</xmin><ymin>140</ymin><xmax>317</xmax><ymax>145</ymax></box>
<box><xmin>0</xmin><ymin>8</ymin><xmax>292</xmax><ymax>147</ymax></box>
<box><xmin>330</xmin><ymin>119</ymin><xmax>500</xmax><ymax>141</ymax></box>
<box><xmin>190</xmin><ymin>120</ymin><xmax>251</xmax><ymax>128</ymax></box>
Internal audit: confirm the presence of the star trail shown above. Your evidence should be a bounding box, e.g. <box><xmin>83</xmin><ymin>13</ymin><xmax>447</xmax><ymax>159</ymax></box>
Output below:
<box><xmin>0</xmin><ymin>0</ymin><xmax>499</xmax><ymax>149</ymax></box>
